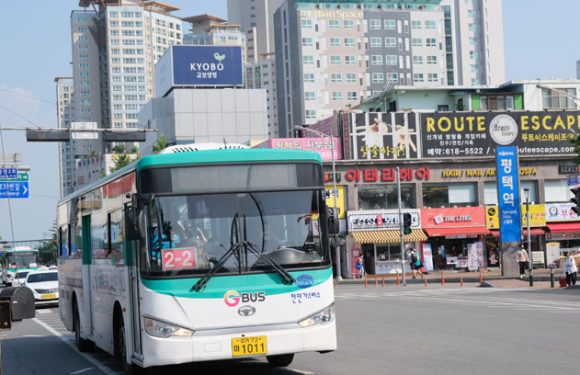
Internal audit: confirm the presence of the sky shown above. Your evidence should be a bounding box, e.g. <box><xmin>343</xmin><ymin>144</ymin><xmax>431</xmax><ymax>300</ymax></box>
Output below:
<box><xmin>0</xmin><ymin>0</ymin><xmax>579</xmax><ymax>242</ymax></box>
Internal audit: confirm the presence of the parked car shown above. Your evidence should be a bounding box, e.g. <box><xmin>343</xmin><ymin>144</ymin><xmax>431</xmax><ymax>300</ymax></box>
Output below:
<box><xmin>24</xmin><ymin>269</ymin><xmax>59</xmax><ymax>306</ymax></box>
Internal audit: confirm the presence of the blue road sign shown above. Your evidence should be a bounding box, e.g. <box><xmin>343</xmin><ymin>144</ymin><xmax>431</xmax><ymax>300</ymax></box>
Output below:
<box><xmin>0</xmin><ymin>168</ymin><xmax>18</xmax><ymax>179</ymax></box>
<box><xmin>496</xmin><ymin>146</ymin><xmax>521</xmax><ymax>243</ymax></box>
<box><xmin>0</xmin><ymin>181</ymin><xmax>29</xmax><ymax>198</ymax></box>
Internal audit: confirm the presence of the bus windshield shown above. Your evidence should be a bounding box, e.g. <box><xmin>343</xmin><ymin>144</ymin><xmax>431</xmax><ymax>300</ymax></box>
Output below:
<box><xmin>5</xmin><ymin>251</ymin><xmax>38</xmax><ymax>269</ymax></box>
<box><xmin>141</xmin><ymin>190</ymin><xmax>328</xmax><ymax>277</ymax></box>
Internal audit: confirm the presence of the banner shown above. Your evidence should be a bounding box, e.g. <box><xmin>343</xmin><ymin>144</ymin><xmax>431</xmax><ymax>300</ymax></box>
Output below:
<box><xmin>421</xmin><ymin>111</ymin><xmax>578</xmax><ymax>158</ymax></box>
<box><xmin>349</xmin><ymin>112</ymin><xmax>419</xmax><ymax>160</ymax></box>
<box><xmin>496</xmin><ymin>146</ymin><xmax>522</xmax><ymax>243</ymax></box>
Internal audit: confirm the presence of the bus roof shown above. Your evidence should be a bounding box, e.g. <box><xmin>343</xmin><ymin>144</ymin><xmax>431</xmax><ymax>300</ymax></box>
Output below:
<box><xmin>136</xmin><ymin>148</ymin><xmax>322</xmax><ymax>173</ymax></box>
<box><xmin>58</xmin><ymin>148</ymin><xmax>322</xmax><ymax>205</ymax></box>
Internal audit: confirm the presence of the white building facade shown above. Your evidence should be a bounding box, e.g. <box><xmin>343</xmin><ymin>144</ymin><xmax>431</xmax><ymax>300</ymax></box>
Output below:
<box><xmin>272</xmin><ymin>0</ymin><xmax>505</xmax><ymax>136</ymax></box>
<box><xmin>55</xmin><ymin>77</ymin><xmax>75</xmax><ymax>197</ymax></box>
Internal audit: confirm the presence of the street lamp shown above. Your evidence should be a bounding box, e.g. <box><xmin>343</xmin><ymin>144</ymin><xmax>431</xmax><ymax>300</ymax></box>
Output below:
<box><xmin>523</xmin><ymin>188</ymin><xmax>533</xmax><ymax>286</ymax></box>
<box><xmin>294</xmin><ymin>125</ymin><xmax>342</xmax><ymax>282</ymax></box>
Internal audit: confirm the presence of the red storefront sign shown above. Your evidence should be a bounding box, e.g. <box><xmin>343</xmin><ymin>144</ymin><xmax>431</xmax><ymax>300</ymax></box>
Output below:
<box><xmin>421</xmin><ymin>207</ymin><xmax>489</xmax><ymax>237</ymax></box>
<box><xmin>344</xmin><ymin>167</ymin><xmax>431</xmax><ymax>183</ymax></box>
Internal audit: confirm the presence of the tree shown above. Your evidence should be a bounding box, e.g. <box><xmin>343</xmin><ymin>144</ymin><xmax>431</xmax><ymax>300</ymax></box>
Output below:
<box><xmin>39</xmin><ymin>221</ymin><xmax>58</xmax><ymax>265</ymax></box>
<box><xmin>109</xmin><ymin>144</ymin><xmax>139</xmax><ymax>173</ymax></box>
<box><xmin>152</xmin><ymin>134</ymin><xmax>167</xmax><ymax>154</ymax></box>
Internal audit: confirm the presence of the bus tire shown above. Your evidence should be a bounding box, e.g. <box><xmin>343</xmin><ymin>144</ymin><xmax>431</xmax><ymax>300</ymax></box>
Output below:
<box><xmin>73</xmin><ymin>301</ymin><xmax>93</xmax><ymax>352</ymax></box>
<box><xmin>266</xmin><ymin>353</ymin><xmax>294</xmax><ymax>367</ymax></box>
<box><xmin>115</xmin><ymin>312</ymin><xmax>147</xmax><ymax>375</ymax></box>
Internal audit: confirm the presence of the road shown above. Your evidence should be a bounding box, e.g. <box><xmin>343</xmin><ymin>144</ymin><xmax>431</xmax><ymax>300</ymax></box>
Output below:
<box><xmin>2</xmin><ymin>284</ymin><xmax>579</xmax><ymax>374</ymax></box>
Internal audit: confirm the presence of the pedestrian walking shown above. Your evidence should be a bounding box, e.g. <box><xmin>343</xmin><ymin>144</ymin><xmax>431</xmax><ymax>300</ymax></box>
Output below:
<box><xmin>355</xmin><ymin>254</ymin><xmax>365</xmax><ymax>279</ymax></box>
<box><xmin>409</xmin><ymin>248</ymin><xmax>423</xmax><ymax>279</ymax></box>
<box><xmin>563</xmin><ymin>252</ymin><xmax>577</xmax><ymax>286</ymax></box>
<box><xmin>516</xmin><ymin>246</ymin><xmax>529</xmax><ymax>279</ymax></box>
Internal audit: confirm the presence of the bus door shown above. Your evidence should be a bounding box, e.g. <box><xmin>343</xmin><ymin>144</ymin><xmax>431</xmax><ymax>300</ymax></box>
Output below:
<box><xmin>81</xmin><ymin>215</ymin><xmax>94</xmax><ymax>339</ymax></box>
<box><xmin>125</xmin><ymin>203</ymin><xmax>142</xmax><ymax>356</ymax></box>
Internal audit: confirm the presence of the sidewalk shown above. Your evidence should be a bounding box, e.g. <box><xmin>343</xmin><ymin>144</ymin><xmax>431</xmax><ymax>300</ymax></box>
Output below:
<box><xmin>340</xmin><ymin>267</ymin><xmax>572</xmax><ymax>289</ymax></box>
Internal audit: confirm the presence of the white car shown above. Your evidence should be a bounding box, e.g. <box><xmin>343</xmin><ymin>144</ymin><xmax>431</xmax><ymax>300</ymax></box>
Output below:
<box><xmin>13</xmin><ymin>271</ymin><xmax>30</xmax><ymax>286</ymax></box>
<box><xmin>24</xmin><ymin>270</ymin><xmax>59</xmax><ymax>306</ymax></box>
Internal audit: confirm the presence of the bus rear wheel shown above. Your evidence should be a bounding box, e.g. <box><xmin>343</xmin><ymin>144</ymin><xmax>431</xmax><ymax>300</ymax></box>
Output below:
<box><xmin>73</xmin><ymin>302</ymin><xmax>93</xmax><ymax>352</ymax></box>
<box><xmin>266</xmin><ymin>353</ymin><xmax>294</xmax><ymax>367</ymax></box>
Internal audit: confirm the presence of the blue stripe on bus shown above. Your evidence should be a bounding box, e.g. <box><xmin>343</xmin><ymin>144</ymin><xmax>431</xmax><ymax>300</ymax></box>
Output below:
<box><xmin>140</xmin><ymin>268</ymin><xmax>332</xmax><ymax>298</ymax></box>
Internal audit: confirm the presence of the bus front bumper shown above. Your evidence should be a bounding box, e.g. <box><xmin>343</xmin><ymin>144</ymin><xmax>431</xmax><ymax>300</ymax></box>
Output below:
<box><xmin>140</xmin><ymin>320</ymin><xmax>336</xmax><ymax>368</ymax></box>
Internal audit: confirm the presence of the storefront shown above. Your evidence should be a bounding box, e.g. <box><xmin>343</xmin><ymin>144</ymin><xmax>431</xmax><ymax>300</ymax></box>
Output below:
<box><xmin>544</xmin><ymin>203</ymin><xmax>580</xmax><ymax>265</ymax></box>
<box><xmin>421</xmin><ymin>207</ymin><xmax>489</xmax><ymax>271</ymax></box>
<box><xmin>485</xmin><ymin>204</ymin><xmax>547</xmax><ymax>266</ymax></box>
<box><xmin>347</xmin><ymin>209</ymin><xmax>427</xmax><ymax>276</ymax></box>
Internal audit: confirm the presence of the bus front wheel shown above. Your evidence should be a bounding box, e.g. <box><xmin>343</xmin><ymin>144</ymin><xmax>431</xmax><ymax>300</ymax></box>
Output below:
<box><xmin>266</xmin><ymin>353</ymin><xmax>294</xmax><ymax>367</ymax></box>
<box><xmin>115</xmin><ymin>314</ymin><xmax>147</xmax><ymax>375</ymax></box>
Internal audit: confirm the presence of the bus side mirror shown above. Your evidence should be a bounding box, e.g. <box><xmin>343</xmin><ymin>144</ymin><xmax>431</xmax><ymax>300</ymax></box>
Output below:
<box><xmin>328</xmin><ymin>208</ymin><xmax>339</xmax><ymax>235</ymax></box>
<box><xmin>125</xmin><ymin>204</ymin><xmax>141</xmax><ymax>241</ymax></box>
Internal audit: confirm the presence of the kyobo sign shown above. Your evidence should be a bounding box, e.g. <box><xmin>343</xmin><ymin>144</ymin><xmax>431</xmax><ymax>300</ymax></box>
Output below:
<box><xmin>171</xmin><ymin>45</ymin><xmax>243</xmax><ymax>87</ymax></box>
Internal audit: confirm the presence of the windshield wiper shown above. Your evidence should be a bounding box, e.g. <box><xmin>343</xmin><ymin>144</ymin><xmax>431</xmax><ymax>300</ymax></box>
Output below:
<box><xmin>191</xmin><ymin>242</ymin><xmax>241</xmax><ymax>292</ymax></box>
<box><xmin>245</xmin><ymin>241</ymin><xmax>295</xmax><ymax>285</ymax></box>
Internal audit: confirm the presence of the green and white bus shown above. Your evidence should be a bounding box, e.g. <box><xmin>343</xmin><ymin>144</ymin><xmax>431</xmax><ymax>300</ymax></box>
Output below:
<box><xmin>1</xmin><ymin>246</ymin><xmax>39</xmax><ymax>286</ymax></box>
<box><xmin>58</xmin><ymin>146</ymin><xmax>337</xmax><ymax>373</ymax></box>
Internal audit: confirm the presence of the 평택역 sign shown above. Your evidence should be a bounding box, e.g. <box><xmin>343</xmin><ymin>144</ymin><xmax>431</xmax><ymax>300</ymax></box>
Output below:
<box><xmin>496</xmin><ymin>146</ymin><xmax>521</xmax><ymax>243</ymax></box>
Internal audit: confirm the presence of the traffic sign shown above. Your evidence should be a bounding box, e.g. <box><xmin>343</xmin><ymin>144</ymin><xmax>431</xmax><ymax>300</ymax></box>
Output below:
<box><xmin>0</xmin><ymin>181</ymin><xmax>29</xmax><ymax>198</ymax></box>
<box><xmin>0</xmin><ymin>168</ymin><xmax>17</xmax><ymax>179</ymax></box>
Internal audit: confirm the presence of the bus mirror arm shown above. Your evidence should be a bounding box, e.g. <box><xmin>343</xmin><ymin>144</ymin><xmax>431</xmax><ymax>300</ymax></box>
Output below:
<box><xmin>125</xmin><ymin>204</ymin><xmax>141</xmax><ymax>241</ymax></box>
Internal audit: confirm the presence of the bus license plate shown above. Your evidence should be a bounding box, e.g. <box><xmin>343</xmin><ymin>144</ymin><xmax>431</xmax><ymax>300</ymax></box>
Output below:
<box><xmin>231</xmin><ymin>336</ymin><xmax>267</xmax><ymax>357</ymax></box>
<box><xmin>41</xmin><ymin>293</ymin><xmax>57</xmax><ymax>300</ymax></box>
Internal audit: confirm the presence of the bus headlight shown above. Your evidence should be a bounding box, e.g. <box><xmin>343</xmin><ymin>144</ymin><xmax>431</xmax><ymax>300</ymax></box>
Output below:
<box><xmin>298</xmin><ymin>304</ymin><xmax>335</xmax><ymax>328</ymax></box>
<box><xmin>143</xmin><ymin>316</ymin><xmax>193</xmax><ymax>338</ymax></box>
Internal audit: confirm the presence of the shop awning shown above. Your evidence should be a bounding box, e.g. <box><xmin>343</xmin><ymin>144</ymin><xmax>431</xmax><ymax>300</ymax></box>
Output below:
<box><xmin>424</xmin><ymin>227</ymin><xmax>490</xmax><ymax>237</ymax></box>
<box><xmin>490</xmin><ymin>228</ymin><xmax>545</xmax><ymax>237</ymax></box>
<box><xmin>350</xmin><ymin>229</ymin><xmax>427</xmax><ymax>244</ymax></box>
<box><xmin>547</xmin><ymin>223</ymin><xmax>580</xmax><ymax>233</ymax></box>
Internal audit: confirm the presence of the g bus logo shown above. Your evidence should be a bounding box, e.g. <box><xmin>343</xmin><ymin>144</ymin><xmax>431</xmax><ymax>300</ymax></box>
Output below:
<box><xmin>296</xmin><ymin>274</ymin><xmax>314</xmax><ymax>289</ymax></box>
<box><xmin>224</xmin><ymin>290</ymin><xmax>266</xmax><ymax>307</ymax></box>
<box><xmin>224</xmin><ymin>290</ymin><xmax>241</xmax><ymax>307</ymax></box>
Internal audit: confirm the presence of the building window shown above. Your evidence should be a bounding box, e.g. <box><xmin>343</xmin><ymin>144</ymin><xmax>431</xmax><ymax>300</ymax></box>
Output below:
<box><xmin>371</xmin><ymin>73</ymin><xmax>385</xmax><ymax>83</ymax></box>
<box><xmin>304</xmin><ymin>73</ymin><xmax>315</xmax><ymax>83</ymax></box>
<box><xmin>413</xmin><ymin>56</ymin><xmax>423</xmax><ymax>65</ymax></box>
<box><xmin>542</xmin><ymin>88</ymin><xmax>577</xmax><ymax>109</ymax></box>
<box><xmin>347</xmin><ymin>92</ymin><xmax>358</xmax><ymax>101</ymax></box>
<box><xmin>344</xmin><ymin>19</ymin><xmax>355</xmax><ymax>28</ymax></box>
<box><xmin>411</xmin><ymin>20</ymin><xmax>422</xmax><ymax>29</ymax></box>
<box><xmin>369</xmin><ymin>19</ymin><xmax>381</xmax><ymax>30</ymax></box>
<box><xmin>304</xmin><ymin>92</ymin><xmax>316</xmax><ymax>101</ymax></box>
<box><xmin>345</xmin><ymin>56</ymin><xmax>356</xmax><ymax>65</ymax></box>
<box><xmin>305</xmin><ymin>110</ymin><xmax>317</xmax><ymax>120</ymax></box>
<box><xmin>385</xmin><ymin>55</ymin><xmax>397</xmax><ymax>65</ymax></box>
<box><xmin>303</xmin><ymin>56</ymin><xmax>314</xmax><ymax>65</ymax></box>
<box><xmin>358</xmin><ymin>185</ymin><xmax>415</xmax><ymax>209</ymax></box>
<box><xmin>371</xmin><ymin>55</ymin><xmax>383</xmax><ymax>65</ymax></box>
<box><xmin>428</xmin><ymin>73</ymin><xmax>439</xmax><ymax>82</ymax></box>
<box><xmin>330</xmin><ymin>37</ymin><xmax>340</xmax><ymax>47</ymax></box>
<box><xmin>331</xmin><ymin>73</ymin><xmax>342</xmax><ymax>83</ymax></box>
<box><xmin>302</xmin><ymin>37</ymin><xmax>313</xmax><ymax>47</ymax></box>
<box><xmin>301</xmin><ymin>19</ymin><xmax>312</xmax><ymax>28</ymax></box>
<box><xmin>331</xmin><ymin>92</ymin><xmax>343</xmax><ymax>101</ymax></box>
<box><xmin>412</xmin><ymin>38</ymin><xmax>422</xmax><ymax>47</ymax></box>
<box><xmin>423</xmin><ymin>183</ymin><xmax>477</xmax><ymax>208</ymax></box>
<box><xmin>384</xmin><ymin>19</ymin><xmax>396</xmax><ymax>30</ymax></box>
<box><xmin>425</xmin><ymin>20</ymin><xmax>437</xmax><ymax>29</ymax></box>
<box><xmin>330</xmin><ymin>56</ymin><xmax>342</xmax><ymax>65</ymax></box>
<box><xmin>329</xmin><ymin>19</ymin><xmax>340</xmax><ymax>29</ymax></box>
<box><xmin>344</xmin><ymin>37</ymin><xmax>356</xmax><ymax>47</ymax></box>
<box><xmin>346</xmin><ymin>73</ymin><xmax>357</xmax><ymax>83</ymax></box>
<box><xmin>370</xmin><ymin>37</ymin><xmax>382</xmax><ymax>48</ymax></box>
<box><xmin>426</xmin><ymin>38</ymin><xmax>437</xmax><ymax>47</ymax></box>
<box><xmin>385</xmin><ymin>37</ymin><xmax>396</xmax><ymax>48</ymax></box>
<box><xmin>479</xmin><ymin>95</ymin><xmax>517</xmax><ymax>110</ymax></box>
<box><xmin>427</xmin><ymin>56</ymin><xmax>438</xmax><ymax>64</ymax></box>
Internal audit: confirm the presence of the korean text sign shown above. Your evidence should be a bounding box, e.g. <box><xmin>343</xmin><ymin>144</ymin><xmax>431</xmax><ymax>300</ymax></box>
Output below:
<box><xmin>496</xmin><ymin>146</ymin><xmax>521</xmax><ymax>243</ymax></box>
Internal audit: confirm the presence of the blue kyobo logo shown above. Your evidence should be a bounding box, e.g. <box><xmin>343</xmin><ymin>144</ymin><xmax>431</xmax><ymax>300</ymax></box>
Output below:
<box><xmin>296</xmin><ymin>274</ymin><xmax>314</xmax><ymax>289</ymax></box>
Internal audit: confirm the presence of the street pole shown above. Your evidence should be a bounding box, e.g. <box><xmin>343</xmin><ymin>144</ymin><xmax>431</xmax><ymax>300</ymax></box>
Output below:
<box><xmin>397</xmin><ymin>167</ymin><xmax>406</xmax><ymax>286</ymax></box>
<box><xmin>525</xmin><ymin>189</ymin><xmax>533</xmax><ymax>286</ymax></box>
<box><xmin>294</xmin><ymin>125</ymin><xmax>342</xmax><ymax>281</ymax></box>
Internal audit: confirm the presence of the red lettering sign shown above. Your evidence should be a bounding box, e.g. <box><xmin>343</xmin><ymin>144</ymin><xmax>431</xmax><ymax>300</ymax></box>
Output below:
<box><xmin>364</xmin><ymin>169</ymin><xmax>378</xmax><ymax>182</ymax></box>
<box><xmin>345</xmin><ymin>168</ymin><xmax>361</xmax><ymax>182</ymax></box>
<box><xmin>381</xmin><ymin>168</ymin><xmax>395</xmax><ymax>181</ymax></box>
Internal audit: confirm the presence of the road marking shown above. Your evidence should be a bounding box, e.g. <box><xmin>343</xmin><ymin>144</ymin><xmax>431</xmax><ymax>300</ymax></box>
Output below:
<box><xmin>32</xmin><ymin>318</ymin><xmax>120</xmax><ymax>375</ymax></box>
<box><xmin>70</xmin><ymin>368</ymin><xmax>94</xmax><ymax>374</ymax></box>
<box><xmin>36</xmin><ymin>309</ymin><xmax>52</xmax><ymax>315</ymax></box>
<box><xmin>289</xmin><ymin>369</ymin><xmax>314</xmax><ymax>374</ymax></box>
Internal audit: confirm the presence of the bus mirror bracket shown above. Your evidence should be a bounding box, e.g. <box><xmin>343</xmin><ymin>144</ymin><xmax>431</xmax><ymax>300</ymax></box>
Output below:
<box><xmin>125</xmin><ymin>201</ymin><xmax>141</xmax><ymax>241</ymax></box>
<box><xmin>328</xmin><ymin>208</ymin><xmax>339</xmax><ymax>235</ymax></box>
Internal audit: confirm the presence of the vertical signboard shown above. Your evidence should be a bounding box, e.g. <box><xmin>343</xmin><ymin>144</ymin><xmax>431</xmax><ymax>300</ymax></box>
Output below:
<box><xmin>496</xmin><ymin>146</ymin><xmax>521</xmax><ymax>243</ymax></box>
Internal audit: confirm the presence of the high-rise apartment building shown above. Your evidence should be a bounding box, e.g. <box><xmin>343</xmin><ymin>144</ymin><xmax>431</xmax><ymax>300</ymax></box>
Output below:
<box><xmin>272</xmin><ymin>0</ymin><xmax>505</xmax><ymax>136</ymax></box>
<box><xmin>65</xmin><ymin>0</ymin><xmax>183</xmax><ymax>188</ymax></box>
<box><xmin>227</xmin><ymin>0</ymin><xmax>285</xmax><ymax>62</ymax></box>
<box><xmin>245</xmin><ymin>55</ymin><xmax>279</xmax><ymax>137</ymax></box>
<box><xmin>55</xmin><ymin>77</ymin><xmax>75</xmax><ymax>197</ymax></box>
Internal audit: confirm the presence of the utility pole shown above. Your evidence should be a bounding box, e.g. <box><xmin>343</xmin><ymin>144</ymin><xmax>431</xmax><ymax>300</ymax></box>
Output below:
<box><xmin>397</xmin><ymin>167</ymin><xmax>406</xmax><ymax>286</ymax></box>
